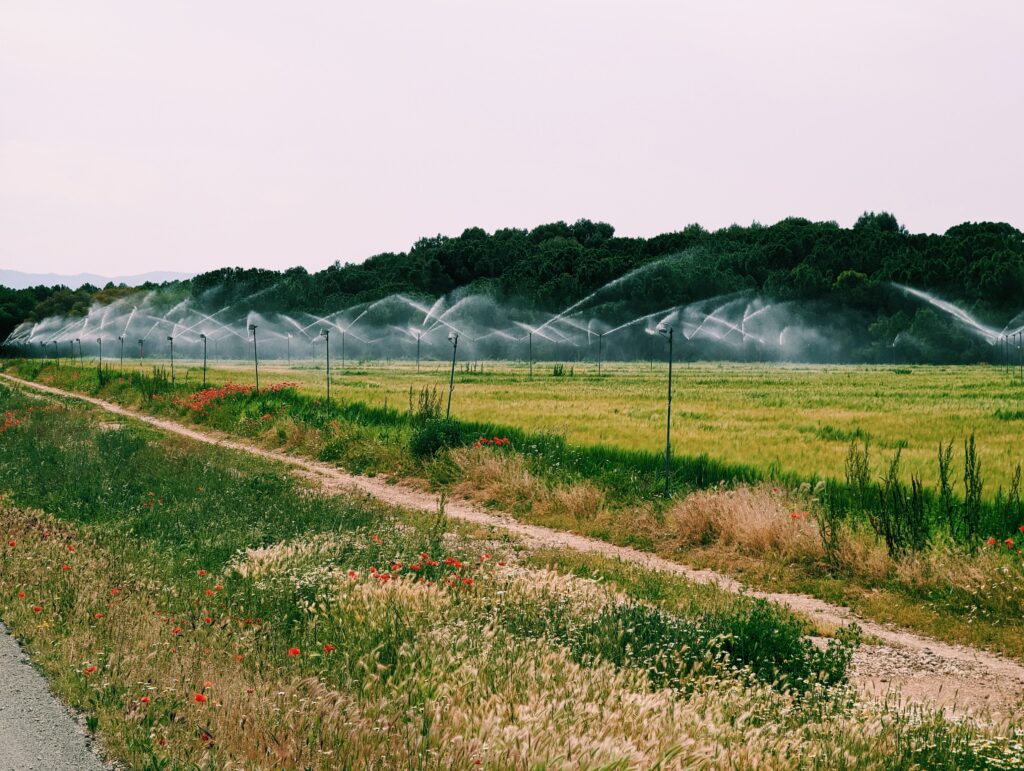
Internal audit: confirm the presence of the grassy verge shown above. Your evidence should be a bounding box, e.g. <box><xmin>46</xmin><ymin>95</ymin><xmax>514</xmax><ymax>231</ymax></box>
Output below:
<box><xmin>1</xmin><ymin>382</ymin><xmax>1022</xmax><ymax>767</ymax></box>
<box><xmin>4</xmin><ymin>360</ymin><xmax>1024</xmax><ymax>664</ymax></box>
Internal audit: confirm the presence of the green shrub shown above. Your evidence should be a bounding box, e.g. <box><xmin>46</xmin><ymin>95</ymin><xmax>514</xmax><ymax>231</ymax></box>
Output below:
<box><xmin>409</xmin><ymin>418</ymin><xmax>465</xmax><ymax>458</ymax></box>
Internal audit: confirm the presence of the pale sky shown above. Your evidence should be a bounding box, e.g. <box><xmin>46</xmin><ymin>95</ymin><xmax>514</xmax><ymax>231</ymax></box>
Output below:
<box><xmin>2</xmin><ymin>1</ymin><xmax>1022</xmax><ymax>276</ymax></box>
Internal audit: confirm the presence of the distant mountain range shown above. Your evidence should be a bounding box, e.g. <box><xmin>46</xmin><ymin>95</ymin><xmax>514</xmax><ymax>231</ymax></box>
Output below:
<box><xmin>0</xmin><ymin>269</ymin><xmax>194</xmax><ymax>290</ymax></box>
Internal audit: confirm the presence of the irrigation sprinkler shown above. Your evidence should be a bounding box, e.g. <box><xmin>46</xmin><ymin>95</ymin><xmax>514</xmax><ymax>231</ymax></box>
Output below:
<box><xmin>167</xmin><ymin>336</ymin><xmax>175</xmax><ymax>385</ymax></box>
<box><xmin>249</xmin><ymin>324</ymin><xmax>260</xmax><ymax>393</ymax></box>
<box><xmin>320</xmin><ymin>329</ymin><xmax>330</xmax><ymax>403</ymax></box>
<box><xmin>416</xmin><ymin>332</ymin><xmax>422</xmax><ymax>373</ymax></box>
<box><xmin>658</xmin><ymin>324</ymin><xmax>674</xmax><ymax>497</ymax></box>
<box><xmin>528</xmin><ymin>331</ymin><xmax>533</xmax><ymax>380</ymax></box>
<box><xmin>199</xmin><ymin>333</ymin><xmax>208</xmax><ymax>387</ymax></box>
<box><xmin>286</xmin><ymin>333</ymin><xmax>291</xmax><ymax>365</ymax></box>
<box><xmin>1017</xmin><ymin>331</ymin><xmax>1023</xmax><ymax>384</ymax></box>
<box><xmin>52</xmin><ymin>341</ymin><xmax>59</xmax><ymax>366</ymax></box>
<box><xmin>138</xmin><ymin>338</ymin><xmax>144</xmax><ymax>368</ymax></box>
<box><xmin>598</xmin><ymin>332</ymin><xmax>604</xmax><ymax>376</ymax></box>
<box><xmin>117</xmin><ymin>336</ymin><xmax>124</xmax><ymax>372</ymax></box>
<box><xmin>341</xmin><ymin>329</ymin><xmax>346</xmax><ymax>371</ymax></box>
<box><xmin>40</xmin><ymin>341</ymin><xmax>47</xmax><ymax>361</ymax></box>
<box><xmin>446</xmin><ymin>332</ymin><xmax>458</xmax><ymax>419</ymax></box>
<box><xmin>75</xmin><ymin>338</ymin><xmax>82</xmax><ymax>367</ymax></box>
<box><xmin>97</xmin><ymin>338</ymin><xmax>102</xmax><ymax>371</ymax></box>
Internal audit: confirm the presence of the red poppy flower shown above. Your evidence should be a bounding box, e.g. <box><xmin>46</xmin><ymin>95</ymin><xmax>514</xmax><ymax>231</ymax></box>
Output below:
<box><xmin>1006</xmin><ymin>538</ymin><xmax>1015</xmax><ymax>548</ymax></box>
<box><xmin>234</xmin><ymin>654</ymin><xmax>244</xmax><ymax>662</ymax></box>
<box><xmin>94</xmin><ymin>613</ymin><xmax>104</xmax><ymax>619</ymax></box>
<box><xmin>288</xmin><ymin>647</ymin><xmax>300</xmax><ymax>657</ymax></box>
<box><xmin>197</xmin><ymin>569</ymin><xmax>207</xmax><ymax>577</ymax></box>
<box><xmin>42</xmin><ymin>530</ymin><xmax>50</xmax><ymax>537</ymax></box>
<box><xmin>172</xmin><ymin>626</ymin><xmax>182</xmax><ymax>635</ymax></box>
<box><xmin>140</xmin><ymin>696</ymin><xmax>150</xmax><ymax>704</ymax></box>
<box><xmin>987</xmin><ymin>537</ymin><xmax>998</xmax><ymax>546</ymax></box>
<box><xmin>66</xmin><ymin>545</ymin><xmax>75</xmax><ymax>552</ymax></box>
<box><xmin>110</xmin><ymin>588</ymin><xmax>121</xmax><ymax>596</ymax></box>
<box><xmin>463</xmin><ymin>577</ymin><xmax>474</xmax><ymax>585</ymax></box>
<box><xmin>205</xmin><ymin>589</ymin><xmax>215</xmax><ymax>596</ymax></box>
<box><xmin>84</xmin><ymin>665</ymin><xmax>97</xmax><ymax>675</ymax></box>
<box><xmin>17</xmin><ymin>591</ymin><xmax>25</xmax><ymax>599</ymax></box>
<box><xmin>32</xmin><ymin>605</ymin><xmax>41</xmax><ymax>612</ymax></box>
<box><xmin>204</xmin><ymin>617</ymin><xmax>213</xmax><ymax>624</ymax></box>
<box><xmin>194</xmin><ymin>693</ymin><xmax>207</xmax><ymax>703</ymax></box>
<box><xmin>323</xmin><ymin>644</ymin><xmax>335</xmax><ymax>653</ymax></box>
<box><xmin>7</xmin><ymin>540</ymin><xmax>14</xmax><ymax>547</ymax></box>
<box><xmin>61</xmin><ymin>564</ymin><xmax>70</xmax><ymax>571</ymax></box>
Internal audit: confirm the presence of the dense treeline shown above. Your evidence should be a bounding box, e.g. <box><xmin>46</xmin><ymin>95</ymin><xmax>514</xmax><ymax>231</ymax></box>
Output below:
<box><xmin>4</xmin><ymin>213</ymin><xmax>1023</xmax><ymax>361</ymax></box>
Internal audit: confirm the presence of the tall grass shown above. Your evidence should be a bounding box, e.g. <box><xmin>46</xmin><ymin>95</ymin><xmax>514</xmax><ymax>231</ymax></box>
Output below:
<box><xmin>1</xmin><ymin>382</ymin><xmax>1021</xmax><ymax>768</ymax></box>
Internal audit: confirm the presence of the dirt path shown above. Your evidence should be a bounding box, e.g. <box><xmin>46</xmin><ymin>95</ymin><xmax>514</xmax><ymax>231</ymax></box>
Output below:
<box><xmin>5</xmin><ymin>373</ymin><xmax>1024</xmax><ymax>721</ymax></box>
<box><xmin>0</xmin><ymin>622</ymin><xmax>107</xmax><ymax>771</ymax></box>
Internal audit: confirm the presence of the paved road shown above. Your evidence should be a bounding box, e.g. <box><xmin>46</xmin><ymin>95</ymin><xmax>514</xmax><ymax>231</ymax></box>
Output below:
<box><xmin>0</xmin><ymin>623</ymin><xmax>106</xmax><ymax>771</ymax></box>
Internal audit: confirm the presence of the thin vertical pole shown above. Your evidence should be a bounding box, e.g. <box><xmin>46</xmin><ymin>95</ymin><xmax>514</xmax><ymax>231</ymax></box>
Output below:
<box><xmin>322</xmin><ymin>330</ymin><xmax>330</xmax><ymax>403</ymax></box>
<box><xmin>168</xmin><ymin>337</ymin><xmax>175</xmax><ymax>385</ymax></box>
<box><xmin>446</xmin><ymin>334</ymin><xmax>458</xmax><ymax>419</ymax></box>
<box><xmin>663</xmin><ymin>327</ymin><xmax>673</xmax><ymax>497</ymax></box>
<box><xmin>250</xmin><ymin>326</ymin><xmax>260</xmax><ymax>393</ymax></box>
<box><xmin>202</xmin><ymin>336</ymin><xmax>208</xmax><ymax>387</ymax></box>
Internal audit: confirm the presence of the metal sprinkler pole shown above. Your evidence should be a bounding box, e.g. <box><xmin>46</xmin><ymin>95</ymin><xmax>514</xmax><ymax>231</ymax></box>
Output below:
<box><xmin>341</xmin><ymin>330</ymin><xmax>346</xmax><ymax>371</ymax></box>
<box><xmin>416</xmin><ymin>333</ymin><xmax>421</xmax><ymax>373</ymax></box>
<box><xmin>321</xmin><ymin>329</ymin><xmax>330</xmax><ymax>403</ymax></box>
<box><xmin>53</xmin><ymin>341</ymin><xmax>59</xmax><ymax>366</ymax></box>
<box><xmin>200</xmin><ymin>334</ymin><xmax>207</xmax><ymax>387</ymax></box>
<box><xmin>658</xmin><ymin>325</ymin><xmax>674</xmax><ymax>497</ymax></box>
<box><xmin>598</xmin><ymin>333</ymin><xmax>603</xmax><ymax>376</ymax></box>
<box><xmin>249</xmin><ymin>324</ymin><xmax>259</xmax><ymax>393</ymax></box>
<box><xmin>446</xmin><ymin>333</ymin><xmax>458</xmax><ymax>419</ymax></box>
<box><xmin>1018</xmin><ymin>331</ymin><xmax>1023</xmax><ymax>384</ymax></box>
<box><xmin>167</xmin><ymin>336</ymin><xmax>175</xmax><ymax>385</ymax></box>
<box><xmin>97</xmin><ymin>338</ymin><xmax>102</xmax><ymax>371</ymax></box>
<box><xmin>138</xmin><ymin>339</ymin><xmax>144</xmax><ymax>368</ymax></box>
<box><xmin>528</xmin><ymin>331</ymin><xmax>533</xmax><ymax>380</ymax></box>
<box><xmin>287</xmin><ymin>333</ymin><xmax>291</xmax><ymax>365</ymax></box>
<box><xmin>118</xmin><ymin>336</ymin><xmax>124</xmax><ymax>372</ymax></box>
<box><xmin>75</xmin><ymin>338</ymin><xmax>82</xmax><ymax>367</ymax></box>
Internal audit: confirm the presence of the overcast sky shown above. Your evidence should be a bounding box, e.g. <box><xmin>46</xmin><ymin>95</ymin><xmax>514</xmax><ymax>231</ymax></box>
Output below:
<box><xmin>2</xmin><ymin>1</ymin><xmax>1022</xmax><ymax>276</ymax></box>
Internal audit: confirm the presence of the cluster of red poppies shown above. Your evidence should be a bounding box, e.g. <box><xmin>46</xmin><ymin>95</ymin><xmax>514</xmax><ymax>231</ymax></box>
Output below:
<box><xmin>472</xmin><ymin>436</ymin><xmax>512</xmax><ymax>449</ymax></box>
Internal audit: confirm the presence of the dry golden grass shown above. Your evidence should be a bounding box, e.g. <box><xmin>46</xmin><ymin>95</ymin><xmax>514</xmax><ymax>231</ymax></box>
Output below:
<box><xmin>666</xmin><ymin>486</ymin><xmax>823</xmax><ymax>562</ymax></box>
